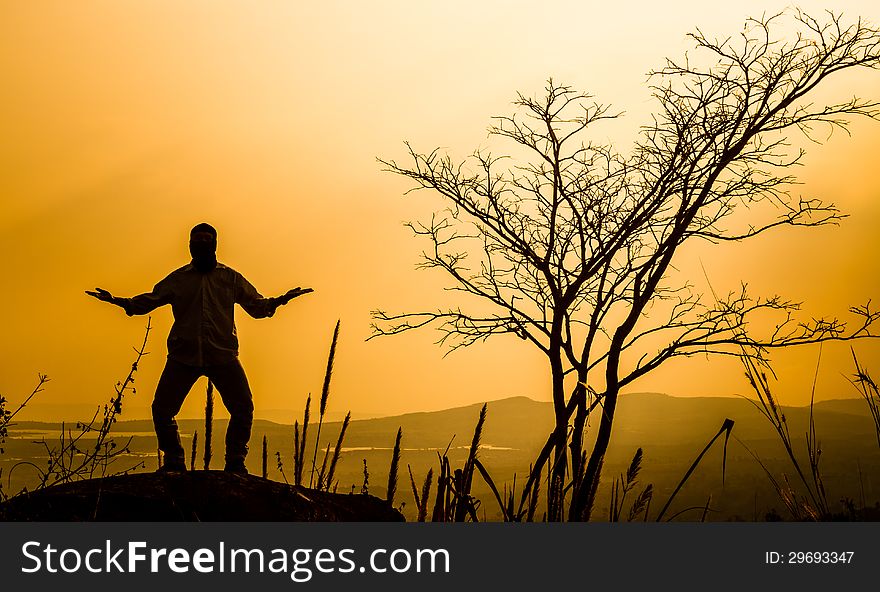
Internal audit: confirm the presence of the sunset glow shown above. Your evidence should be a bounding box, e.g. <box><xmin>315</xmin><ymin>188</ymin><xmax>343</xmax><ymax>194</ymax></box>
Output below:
<box><xmin>2</xmin><ymin>0</ymin><xmax>879</xmax><ymax>423</ymax></box>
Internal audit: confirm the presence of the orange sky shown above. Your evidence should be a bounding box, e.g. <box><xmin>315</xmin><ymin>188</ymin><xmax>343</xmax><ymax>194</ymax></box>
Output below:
<box><xmin>1</xmin><ymin>1</ymin><xmax>879</xmax><ymax>422</ymax></box>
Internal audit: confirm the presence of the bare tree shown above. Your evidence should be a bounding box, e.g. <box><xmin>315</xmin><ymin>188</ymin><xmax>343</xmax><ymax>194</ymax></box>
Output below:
<box><xmin>371</xmin><ymin>10</ymin><xmax>880</xmax><ymax>521</ymax></box>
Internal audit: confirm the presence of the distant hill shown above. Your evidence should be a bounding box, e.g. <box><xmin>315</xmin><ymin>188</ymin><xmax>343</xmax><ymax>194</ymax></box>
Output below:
<box><xmin>5</xmin><ymin>393</ymin><xmax>879</xmax><ymax>521</ymax></box>
<box><xmin>813</xmin><ymin>397</ymin><xmax>878</xmax><ymax>417</ymax></box>
<box><xmin>13</xmin><ymin>392</ymin><xmax>876</xmax><ymax>445</ymax></box>
<box><xmin>14</xmin><ymin>391</ymin><xmax>874</xmax><ymax>450</ymax></box>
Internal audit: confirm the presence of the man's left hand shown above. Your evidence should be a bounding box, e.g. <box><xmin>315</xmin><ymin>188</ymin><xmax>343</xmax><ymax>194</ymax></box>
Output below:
<box><xmin>277</xmin><ymin>287</ymin><xmax>313</xmax><ymax>306</ymax></box>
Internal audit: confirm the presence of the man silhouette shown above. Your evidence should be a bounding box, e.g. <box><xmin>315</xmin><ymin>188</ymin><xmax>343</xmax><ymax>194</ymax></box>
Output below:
<box><xmin>86</xmin><ymin>223</ymin><xmax>312</xmax><ymax>474</ymax></box>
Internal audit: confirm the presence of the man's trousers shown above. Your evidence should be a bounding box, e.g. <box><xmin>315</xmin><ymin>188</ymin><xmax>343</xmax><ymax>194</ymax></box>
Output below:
<box><xmin>151</xmin><ymin>357</ymin><xmax>254</xmax><ymax>466</ymax></box>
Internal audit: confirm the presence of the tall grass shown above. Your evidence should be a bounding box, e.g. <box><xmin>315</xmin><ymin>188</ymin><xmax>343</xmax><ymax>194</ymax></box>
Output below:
<box><xmin>286</xmin><ymin>320</ymin><xmax>364</xmax><ymax>495</ymax></box>
<box><xmin>467</xmin><ymin>405</ymin><xmax>732</xmax><ymax>522</ymax></box>
<box><xmin>430</xmin><ymin>405</ymin><xmax>486</xmax><ymax>522</ymax></box>
<box><xmin>387</xmin><ymin>427</ymin><xmax>402</xmax><ymax>505</ymax></box>
<box><xmin>204</xmin><ymin>379</ymin><xmax>214</xmax><ymax>470</ymax></box>
<box><xmin>315</xmin><ymin>443</ymin><xmax>331</xmax><ymax>489</ymax></box>
<box><xmin>609</xmin><ymin>448</ymin><xmax>645</xmax><ymax>522</ymax></box>
<box><xmin>655</xmin><ymin>419</ymin><xmax>734</xmax><ymax>521</ymax></box>
<box><xmin>190</xmin><ymin>431</ymin><xmax>198</xmax><ymax>471</ymax></box>
<box><xmin>849</xmin><ymin>348</ymin><xmax>880</xmax><ymax>450</ymax></box>
<box><xmin>311</xmin><ymin>320</ymin><xmax>340</xmax><ymax>488</ymax></box>
<box><xmin>293</xmin><ymin>395</ymin><xmax>310</xmax><ymax>486</ymax></box>
<box><xmin>262</xmin><ymin>435</ymin><xmax>268</xmax><ymax>478</ymax></box>
<box><xmin>604</xmin><ymin>448</ymin><xmax>656</xmax><ymax>522</ymax></box>
<box><xmin>275</xmin><ymin>451</ymin><xmax>288</xmax><ymax>484</ymax></box>
<box><xmin>740</xmin><ymin>351</ymin><xmax>828</xmax><ymax>520</ymax></box>
<box><xmin>742</xmin><ymin>348</ymin><xmax>880</xmax><ymax>520</ymax></box>
<box><xmin>454</xmin><ymin>404</ymin><xmax>486</xmax><ymax>521</ymax></box>
<box><xmin>408</xmin><ymin>465</ymin><xmax>433</xmax><ymax>522</ymax></box>
<box><xmin>323</xmin><ymin>412</ymin><xmax>350</xmax><ymax>492</ymax></box>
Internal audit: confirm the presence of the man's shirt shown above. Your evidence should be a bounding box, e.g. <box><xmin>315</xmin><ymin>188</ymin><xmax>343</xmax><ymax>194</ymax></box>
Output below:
<box><xmin>121</xmin><ymin>262</ymin><xmax>276</xmax><ymax>366</ymax></box>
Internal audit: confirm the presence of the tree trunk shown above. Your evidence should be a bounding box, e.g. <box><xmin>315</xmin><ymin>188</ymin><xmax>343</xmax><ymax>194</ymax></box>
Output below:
<box><xmin>548</xmin><ymin>348</ymin><xmax>568</xmax><ymax>521</ymax></box>
<box><xmin>568</xmin><ymin>381</ymin><xmax>588</xmax><ymax>510</ymax></box>
<box><xmin>572</xmin><ymin>347</ymin><xmax>622</xmax><ymax>521</ymax></box>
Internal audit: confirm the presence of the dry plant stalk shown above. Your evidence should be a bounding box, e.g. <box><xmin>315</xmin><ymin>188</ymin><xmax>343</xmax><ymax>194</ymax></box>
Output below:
<box><xmin>203</xmin><ymin>379</ymin><xmax>214</xmax><ymax>471</ymax></box>
<box><xmin>429</xmin><ymin>407</ymin><xmax>486</xmax><ymax>521</ymax></box>
<box><xmin>311</xmin><ymin>320</ymin><xmax>340</xmax><ymax>488</ymax></box>
<box><xmin>656</xmin><ymin>419</ymin><xmax>734</xmax><ymax>522</ymax></box>
<box><xmin>262</xmin><ymin>435</ymin><xmax>268</xmax><ymax>479</ymax></box>
<box><xmin>609</xmin><ymin>448</ymin><xmax>651</xmax><ymax>522</ymax></box>
<box><xmin>315</xmin><ymin>444</ymin><xmax>331</xmax><ymax>490</ymax></box>
<box><xmin>361</xmin><ymin>459</ymin><xmax>370</xmax><ymax>495</ymax></box>
<box><xmin>849</xmin><ymin>348</ymin><xmax>880</xmax><ymax>449</ymax></box>
<box><xmin>740</xmin><ymin>352</ymin><xmax>828</xmax><ymax>519</ymax></box>
<box><xmin>323</xmin><ymin>412</ymin><xmax>351</xmax><ymax>492</ymax></box>
<box><xmin>190</xmin><ymin>431</ymin><xmax>198</xmax><ymax>471</ymax></box>
<box><xmin>294</xmin><ymin>395</ymin><xmax>311</xmax><ymax>486</ymax></box>
<box><xmin>275</xmin><ymin>451</ymin><xmax>289</xmax><ymax>484</ymax></box>
<box><xmin>387</xmin><ymin>427</ymin><xmax>402</xmax><ymax>505</ymax></box>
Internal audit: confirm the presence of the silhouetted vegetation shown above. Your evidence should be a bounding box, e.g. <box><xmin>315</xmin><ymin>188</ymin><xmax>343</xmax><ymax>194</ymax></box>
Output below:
<box><xmin>361</xmin><ymin>459</ymin><xmax>370</xmax><ymax>495</ymax></box>
<box><xmin>850</xmin><ymin>349</ymin><xmax>880</xmax><ymax>449</ymax></box>
<box><xmin>4</xmin><ymin>14</ymin><xmax>880</xmax><ymax>523</ymax></box>
<box><xmin>373</xmin><ymin>10</ymin><xmax>880</xmax><ymax>520</ymax></box>
<box><xmin>284</xmin><ymin>320</ymin><xmax>365</xmax><ymax>494</ymax></box>
<box><xmin>609</xmin><ymin>448</ymin><xmax>649</xmax><ymax>522</ymax></box>
<box><xmin>203</xmin><ymin>379</ymin><xmax>214</xmax><ymax>470</ymax></box>
<box><xmin>0</xmin><ymin>319</ymin><xmax>407</xmax><ymax>520</ymax></box>
<box><xmin>0</xmin><ymin>374</ymin><xmax>49</xmax><ymax>501</ymax></box>
<box><xmin>316</xmin><ymin>411</ymin><xmax>350</xmax><ymax>492</ymax></box>
<box><xmin>387</xmin><ymin>427</ymin><xmax>402</xmax><ymax>506</ymax></box>
<box><xmin>311</xmin><ymin>320</ymin><xmax>340</xmax><ymax>488</ymax></box>
<box><xmin>190</xmin><ymin>430</ymin><xmax>198</xmax><ymax>471</ymax></box>
<box><xmin>293</xmin><ymin>395</ymin><xmax>310</xmax><ymax>486</ymax></box>
<box><xmin>656</xmin><ymin>419</ymin><xmax>734</xmax><ymax>521</ymax></box>
<box><xmin>428</xmin><ymin>405</ymin><xmax>486</xmax><ymax>521</ymax></box>
<box><xmin>408</xmin><ymin>465</ymin><xmax>433</xmax><ymax>522</ymax></box>
<box><xmin>741</xmin><ymin>349</ymin><xmax>880</xmax><ymax>520</ymax></box>
<box><xmin>1</xmin><ymin>321</ymin><xmax>151</xmax><ymax>506</ymax></box>
<box><xmin>262</xmin><ymin>435</ymin><xmax>268</xmax><ymax>478</ymax></box>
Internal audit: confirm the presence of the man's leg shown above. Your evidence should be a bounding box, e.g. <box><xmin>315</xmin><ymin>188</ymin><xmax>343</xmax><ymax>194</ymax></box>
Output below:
<box><xmin>207</xmin><ymin>358</ymin><xmax>254</xmax><ymax>472</ymax></box>
<box><xmin>152</xmin><ymin>358</ymin><xmax>201</xmax><ymax>469</ymax></box>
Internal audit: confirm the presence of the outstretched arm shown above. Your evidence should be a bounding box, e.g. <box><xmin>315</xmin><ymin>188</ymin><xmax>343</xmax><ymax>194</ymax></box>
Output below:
<box><xmin>86</xmin><ymin>280</ymin><xmax>172</xmax><ymax>316</ymax></box>
<box><xmin>235</xmin><ymin>273</ymin><xmax>313</xmax><ymax>319</ymax></box>
<box><xmin>85</xmin><ymin>288</ymin><xmax>127</xmax><ymax>309</ymax></box>
<box><xmin>276</xmin><ymin>287</ymin><xmax>314</xmax><ymax>306</ymax></box>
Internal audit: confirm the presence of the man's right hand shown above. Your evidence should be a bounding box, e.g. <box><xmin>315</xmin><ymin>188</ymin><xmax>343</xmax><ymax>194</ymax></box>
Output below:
<box><xmin>85</xmin><ymin>287</ymin><xmax>117</xmax><ymax>304</ymax></box>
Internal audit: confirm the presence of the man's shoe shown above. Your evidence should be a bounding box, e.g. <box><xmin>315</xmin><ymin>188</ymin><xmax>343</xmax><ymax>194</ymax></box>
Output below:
<box><xmin>157</xmin><ymin>460</ymin><xmax>187</xmax><ymax>473</ymax></box>
<box><xmin>224</xmin><ymin>460</ymin><xmax>248</xmax><ymax>475</ymax></box>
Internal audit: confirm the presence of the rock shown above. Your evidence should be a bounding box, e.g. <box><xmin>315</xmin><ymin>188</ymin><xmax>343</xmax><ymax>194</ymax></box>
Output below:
<box><xmin>0</xmin><ymin>471</ymin><xmax>404</xmax><ymax>521</ymax></box>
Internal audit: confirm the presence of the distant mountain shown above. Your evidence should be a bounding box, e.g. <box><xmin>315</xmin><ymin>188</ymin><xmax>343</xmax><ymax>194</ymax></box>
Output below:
<box><xmin>12</xmin><ymin>392</ymin><xmax>877</xmax><ymax>451</ymax></box>
<box><xmin>812</xmin><ymin>397</ymin><xmax>878</xmax><ymax>417</ymax></box>
<box><xmin>7</xmin><ymin>392</ymin><xmax>878</xmax><ymax>521</ymax></box>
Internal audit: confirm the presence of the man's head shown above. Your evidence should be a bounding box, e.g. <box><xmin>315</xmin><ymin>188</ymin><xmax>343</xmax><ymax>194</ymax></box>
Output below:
<box><xmin>189</xmin><ymin>223</ymin><xmax>218</xmax><ymax>272</ymax></box>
